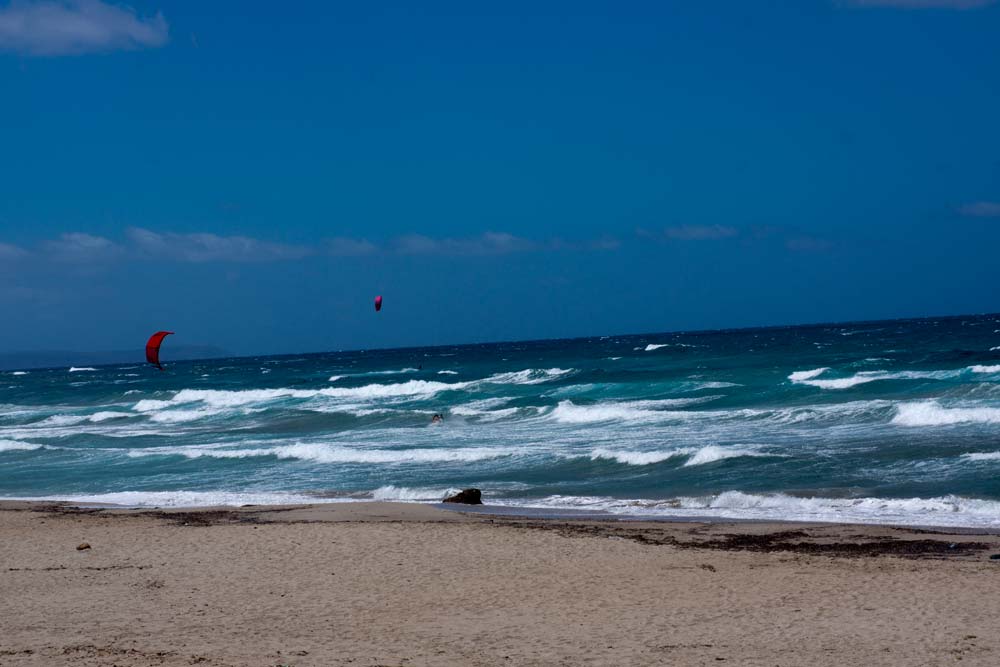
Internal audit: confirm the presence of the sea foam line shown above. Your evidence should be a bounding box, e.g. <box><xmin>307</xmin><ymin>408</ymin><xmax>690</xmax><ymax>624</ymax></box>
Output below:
<box><xmin>131</xmin><ymin>368</ymin><xmax>577</xmax><ymax>417</ymax></box>
<box><xmin>502</xmin><ymin>491</ymin><xmax>1000</xmax><ymax>527</ymax></box>
<box><xmin>589</xmin><ymin>445</ymin><xmax>769</xmax><ymax>467</ymax></box>
<box><xmin>789</xmin><ymin>367</ymin><xmax>975</xmax><ymax>390</ymax></box>
<box><xmin>127</xmin><ymin>442</ymin><xmax>522</xmax><ymax>464</ymax></box>
<box><xmin>893</xmin><ymin>401</ymin><xmax>1000</xmax><ymax>427</ymax></box>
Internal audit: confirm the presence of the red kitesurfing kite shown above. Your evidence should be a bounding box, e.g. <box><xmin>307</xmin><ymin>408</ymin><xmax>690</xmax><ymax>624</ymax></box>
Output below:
<box><xmin>374</xmin><ymin>295</ymin><xmax>382</xmax><ymax>312</ymax></box>
<box><xmin>146</xmin><ymin>331</ymin><xmax>174</xmax><ymax>371</ymax></box>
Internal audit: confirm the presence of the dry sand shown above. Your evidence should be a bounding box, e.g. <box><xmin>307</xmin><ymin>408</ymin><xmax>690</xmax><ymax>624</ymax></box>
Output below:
<box><xmin>2</xmin><ymin>500</ymin><xmax>1000</xmax><ymax>666</ymax></box>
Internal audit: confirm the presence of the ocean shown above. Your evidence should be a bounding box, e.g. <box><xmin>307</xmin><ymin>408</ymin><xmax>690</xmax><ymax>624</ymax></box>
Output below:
<box><xmin>2</xmin><ymin>314</ymin><xmax>1000</xmax><ymax>527</ymax></box>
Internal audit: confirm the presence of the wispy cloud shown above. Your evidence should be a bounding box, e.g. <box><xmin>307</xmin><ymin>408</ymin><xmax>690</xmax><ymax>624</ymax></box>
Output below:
<box><xmin>786</xmin><ymin>236</ymin><xmax>834</xmax><ymax>252</ymax></box>
<box><xmin>5</xmin><ymin>228</ymin><xmax>621</xmax><ymax>264</ymax></box>
<box><xmin>0</xmin><ymin>285</ymin><xmax>52</xmax><ymax>303</ymax></box>
<box><xmin>0</xmin><ymin>0</ymin><xmax>169</xmax><ymax>56</ymax></box>
<box><xmin>126</xmin><ymin>227</ymin><xmax>314</xmax><ymax>262</ymax></box>
<box><xmin>391</xmin><ymin>232</ymin><xmax>538</xmax><ymax>255</ymax></box>
<box><xmin>957</xmin><ymin>201</ymin><xmax>1000</xmax><ymax>217</ymax></box>
<box><xmin>839</xmin><ymin>0</ymin><xmax>996</xmax><ymax>9</ymax></box>
<box><xmin>0</xmin><ymin>242</ymin><xmax>29</xmax><ymax>260</ymax></box>
<box><xmin>326</xmin><ymin>237</ymin><xmax>378</xmax><ymax>257</ymax></box>
<box><xmin>42</xmin><ymin>232</ymin><xmax>123</xmax><ymax>261</ymax></box>
<box><xmin>666</xmin><ymin>225</ymin><xmax>738</xmax><ymax>241</ymax></box>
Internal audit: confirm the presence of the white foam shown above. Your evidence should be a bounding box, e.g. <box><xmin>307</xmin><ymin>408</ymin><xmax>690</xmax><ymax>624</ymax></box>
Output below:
<box><xmin>129</xmin><ymin>442</ymin><xmax>520</xmax><ymax>464</ymax></box>
<box><xmin>991</xmin><ymin>346</ymin><xmax>1000</xmax><ymax>352</ymax></box>
<box><xmin>550</xmin><ymin>400</ymin><xmax>665</xmax><ymax>424</ymax></box>
<box><xmin>644</xmin><ymin>344</ymin><xmax>669</xmax><ymax>351</ymax></box>
<box><xmin>962</xmin><ymin>452</ymin><xmax>1000</xmax><ymax>462</ymax></box>
<box><xmin>480</xmin><ymin>368</ymin><xmax>574</xmax><ymax>386</ymax></box>
<box><xmin>0</xmin><ymin>490</ymin><xmax>345</xmax><ymax>508</ymax></box>
<box><xmin>970</xmin><ymin>365</ymin><xmax>1000</xmax><ymax>373</ymax></box>
<box><xmin>89</xmin><ymin>411</ymin><xmax>131</xmax><ymax>422</ymax></box>
<box><xmin>147</xmin><ymin>408</ymin><xmax>224</xmax><ymax>424</ymax></box>
<box><xmin>505</xmin><ymin>491</ymin><xmax>1000</xmax><ymax>527</ymax></box>
<box><xmin>11</xmin><ymin>371</ymin><xmax>28</xmax><ymax>376</ymax></box>
<box><xmin>589</xmin><ymin>444</ymin><xmax>769</xmax><ymax>467</ymax></box>
<box><xmin>38</xmin><ymin>414</ymin><xmax>87</xmax><ymax>427</ymax></box>
<box><xmin>449</xmin><ymin>397</ymin><xmax>512</xmax><ymax>415</ymax></box>
<box><xmin>788</xmin><ymin>368</ymin><xmax>829</xmax><ymax>382</ymax></box>
<box><xmin>41</xmin><ymin>411</ymin><xmax>134</xmax><ymax>427</ymax></box>
<box><xmin>792</xmin><ymin>368</ymin><xmax>965</xmax><ymax>390</ymax></box>
<box><xmin>371</xmin><ymin>485</ymin><xmax>460</xmax><ymax>501</ymax></box>
<box><xmin>437</xmin><ymin>370</ymin><xmax>458</xmax><ymax>375</ymax></box>
<box><xmin>693</xmin><ymin>381</ymin><xmax>741</xmax><ymax>390</ymax></box>
<box><xmin>328</xmin><ymin>376</ymin><xmax>344</xmax><ymax>382</ymax></box>
<box><xmin>892</xmin><ymin>401</ymin><xmax>1000</xmax><ymax>427</ymax></box>
<box><xmin>0</xmin><ymin>439</ymin><xmax>43</xmax><ymax>452</ymax></box>
<box><xmin>450</xmin><ymin>405</ymin><xmax>522</xmax><ymax>422</ymax></box>
<box><xmin>38</xmin><ymin>410</ymin><xmax>134</xmax><ymax>426</ymax></box>
<box><xmin>133</xmin><ymin>399</ymin><xmax>174</xmax><ymax>412</ymax></box>
<box><xmin>134</xmin><ymin>380</ymin><xmax>472</xmax><ymax>415</ymax></box>
<box><xmin>683</xmin><ymin>445</ymin><xmax>766</xmax><ymax>467</ymax></box>
<box><xmin>590</xmin><ymin>448</ymin><xmax>689</xmax><ymax>465</ymax></box>
<box><xmin>68</xmin><ymin>367</ymin><xmax>97</xmax><ymax>372</ymax></box>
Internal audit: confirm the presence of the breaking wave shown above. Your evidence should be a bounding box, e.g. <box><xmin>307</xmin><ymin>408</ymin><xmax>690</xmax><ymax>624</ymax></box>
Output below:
<box><xmin>69</xmin><ymin>367</ymin><xmax>98</xmax><ymax>372</ymax></box>
<box><xmin>0</xmin><ymin>439</ymin><xmax>43</xmax><ymax>453</ymax></box>
<box><xmin>962</xmin><ymin>451</ymin><xmax>1000</xmax><ymax>462</ymax></box>
<box><xmin>0</xmin><ymin>490</ymin><xmax>341</xmax><ymax>508</ymax></box>
<box><xmin>589</xmin><ymin>445</ymin><xmax>765</xmax><ymax>467</ymax></box>
<box><xmin>39</xmin><ymin>412</ymin><xmax>132</xmax><ymax>426</ymax></box>
<box><xmin>790</xmin><ymin>367</ymin><xmax>968</xmax><ymax>390</ymax></box>
<box><xmin>128</xmin><ymin>442</ymin><xmax>521</xmax><ymax>464</ymax></box>
<box><xmin>788</xmin><ymin>368</ymin><xmax>829</xmax><ymax>382</ymax></box>
<box><xmin>892</xmin><ymin>401</ymin><xmax>1000</xmax><ymax>427</ymax></box>
<box><xmin>549</xmin><ymin>400</ymin><xmax>680</xmax><ymax>424</ymax></box>
<box><xmin>371</xmin><ymin>485</ymin><xmax>460</xmax><ymax>501</ymax></box>
<box><xmin>506</xmin><ymin>491</ymin><xmax>1000</xmax><ymax>527</ymax></box>
<box><xmin>130</xmin><ymin>369</ymin><xmax>576</xmax><ymax>419</ymax></box>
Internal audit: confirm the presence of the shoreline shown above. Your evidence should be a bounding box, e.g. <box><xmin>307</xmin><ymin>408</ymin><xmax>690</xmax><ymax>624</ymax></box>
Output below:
<box><xmin>3</xmin><ymin>497</ymin><xmax>1000</xmax><ymax>534</ymax></box>
<box><xmin>4</xmin><ymin>501</ymin><xmax>1000</xmax><ymax>665</ymax></box>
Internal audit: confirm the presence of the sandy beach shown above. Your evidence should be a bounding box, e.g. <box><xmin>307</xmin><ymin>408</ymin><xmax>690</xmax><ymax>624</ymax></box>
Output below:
<box><xmin>2</xmin><ymin>501</ymin><xmax>999</xmax><ymax>666</ymax></box>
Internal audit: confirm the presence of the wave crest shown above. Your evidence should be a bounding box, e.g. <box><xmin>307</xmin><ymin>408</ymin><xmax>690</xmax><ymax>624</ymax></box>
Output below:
<box><xmin>893</xmin><ymin>401</ymin><xmax>1000</xmax><ymax>427</ymax></box>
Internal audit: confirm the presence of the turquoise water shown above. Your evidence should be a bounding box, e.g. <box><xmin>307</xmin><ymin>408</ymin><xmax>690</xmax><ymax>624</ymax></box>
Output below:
<box><xmin>3</xmin><ymin>314</ymin><xmax>1000</xmax><ymax>526</ymax></box>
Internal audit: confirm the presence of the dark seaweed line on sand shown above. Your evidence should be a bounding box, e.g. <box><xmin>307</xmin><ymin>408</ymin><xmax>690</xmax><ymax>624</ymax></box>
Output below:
<box><xmin>507</xmin><ymin>523</ymin><xmax>993</xmax><ymax>559</ymax></box>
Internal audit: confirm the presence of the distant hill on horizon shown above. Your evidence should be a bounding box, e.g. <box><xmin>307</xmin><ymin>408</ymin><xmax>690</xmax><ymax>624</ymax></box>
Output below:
<box><xmin>0</xmin><ymin>345</ymin><xmax>230</xmax><ymax>371</ymax></box>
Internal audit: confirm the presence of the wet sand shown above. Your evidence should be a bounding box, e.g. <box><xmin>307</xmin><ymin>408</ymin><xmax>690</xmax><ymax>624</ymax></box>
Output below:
<box><xmin>2</xmin><ymin>500</ymin><xmax>999</xmax><ymax>666</ymax></box>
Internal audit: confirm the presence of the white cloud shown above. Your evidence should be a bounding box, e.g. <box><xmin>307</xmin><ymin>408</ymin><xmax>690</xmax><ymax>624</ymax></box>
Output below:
<box><xmin>42</xmin><ymin>232</ymin><xmax>123</xmax><ymax>261</ymax></box>
<box><xmin>326</xmin><ymin>237</ymin><xmax>378</xmax><ymax>256</ymax></box>
<box><xmin>840</xmin><ymin>0</ymin><xmax>995</xmax><ymax>8</ymax></box>
<box><xmin>663</xmin><ymin>225</ymin><xmax>739</xmax><ymax>241</ymax></box>
<box><xmin>958</xmin><ymin>201</ymin><xmax>1000</xmax><ymax>217</ymax></box>
<box><xmin>0</xmin><ymin>0</ymin><xmax>168</xmax><ymax>56</ymax></box>
<box><xmin>0</xmin><ymin>242</ymin><xmax>29</xmax><ymax>260</ymax></box>
<box><xmin>126</xmin><ymin>227</ymin><xmax>314</xmax><ymax>262</ymax></box>
<box><xmin>786</xmin><ymin>236</ymin><xmax>834</xmax><ymax>252</ymax></box>
<box><xmin>391</xmin><ymin>231</ymin><xmax>538</xmax><ymax>255</ymax></box>
<box><xmin>4</xmin><ymin>228</ymin><xmax>620</xmax><ymax>265</ymax></box>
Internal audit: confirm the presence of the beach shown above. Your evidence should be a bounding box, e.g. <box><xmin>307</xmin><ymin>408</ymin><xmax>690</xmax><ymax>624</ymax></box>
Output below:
<box><xmin>2</xmin><ymin>501</ymin><xmax>999</xmax><ymax>666</ymax></box>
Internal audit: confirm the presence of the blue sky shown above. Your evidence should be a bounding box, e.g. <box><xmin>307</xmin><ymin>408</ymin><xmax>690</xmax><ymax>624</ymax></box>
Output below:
<box><xmin>1</xmin><ymin>0</ymin><xmax>999</xmax><ymax>355</ymax></box>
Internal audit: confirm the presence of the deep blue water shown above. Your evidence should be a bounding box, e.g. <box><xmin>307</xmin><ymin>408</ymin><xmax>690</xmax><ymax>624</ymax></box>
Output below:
<box><xmin>3</xmin><ymin>314</ymin><xmax>1000</xmax><ymax>526</ymax></box>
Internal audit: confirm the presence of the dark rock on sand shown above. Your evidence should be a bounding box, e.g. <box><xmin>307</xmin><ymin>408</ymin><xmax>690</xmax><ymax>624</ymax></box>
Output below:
<box><xmin>443</xmin><ymin>488</ymin><xmax>483</xmax><ymax>505</ymax></box>
<box><xmin>76</xmin><ymin>542</ymin><xmax>91</xmax><ymax>551</ymax></box>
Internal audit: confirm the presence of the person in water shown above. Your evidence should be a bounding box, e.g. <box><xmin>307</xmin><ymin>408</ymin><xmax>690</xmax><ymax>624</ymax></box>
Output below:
<box><xmin>431</xmin><ymin>413</ymin><xmax>443</xmax><ymax>423</ymax></box>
